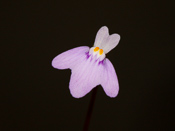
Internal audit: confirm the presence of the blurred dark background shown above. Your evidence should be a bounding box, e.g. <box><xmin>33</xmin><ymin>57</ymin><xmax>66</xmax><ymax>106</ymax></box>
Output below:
<box><xmin>1</xmin><ymin>0</ymin><xmax>175</xmax><ymax>130</ymax></box>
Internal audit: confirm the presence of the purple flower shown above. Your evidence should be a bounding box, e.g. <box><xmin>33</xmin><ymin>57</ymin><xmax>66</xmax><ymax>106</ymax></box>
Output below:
<box><xmin>52</xmin><ymin>26</ymin><xmax>120</xmax><ymax>98</ymax></box>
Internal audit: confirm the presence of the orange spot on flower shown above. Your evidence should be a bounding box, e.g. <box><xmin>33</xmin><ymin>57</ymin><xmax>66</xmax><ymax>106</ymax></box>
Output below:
<box><xmin>94</xmin><ymin>47</ymin><xmax>99</xmax><ymax>52</ymax></box>
<box><xmin>99</xmin><ymin>49</ymin><xmax>103</xmax><ymax>55</ymax></box>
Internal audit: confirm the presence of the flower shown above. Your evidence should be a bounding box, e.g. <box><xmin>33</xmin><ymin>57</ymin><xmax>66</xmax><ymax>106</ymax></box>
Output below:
<box><xmin>52</xmin><ymin>26</ymin><xmax>120</xmax><ymax>98</ymax></box>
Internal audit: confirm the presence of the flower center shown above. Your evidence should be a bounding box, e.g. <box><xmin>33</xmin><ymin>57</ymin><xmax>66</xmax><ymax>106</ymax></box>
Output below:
<box><xmin>88</xmin><ymin>47</ymin><xmax>106</xmax><ymax>61</ymax></box>
<box><xmin>93</xmin><ymin>47</ymin><xmax>104</xmax><ymax>55</ymax></box>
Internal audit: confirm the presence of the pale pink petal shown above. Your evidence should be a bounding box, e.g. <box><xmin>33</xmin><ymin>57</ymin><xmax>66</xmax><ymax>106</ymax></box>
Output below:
<box><xmin>52</xmin><ymin>46</ymin><xmax>89</xmax><ymax>69</ymax></box>
<box><xmin>94</xmin><ymin>26</ymin><xmax>109</xmax><ymax>48</ymax></box>
<box><xmin>101</xmin><ymin>58</ymin><xmax>119</xmax><ymax>97</ymax></box>
<box><xmin>69</xmin><ymin>57</ymin><xmax>104</xmax><ymax>98</ymax></box>
<box><xmin>69</xmin><ymin>56</ymin><xmax>119</xmax><ymax>98</ymax></box>
<box><xmin>101</xmin><ymin>34</ymin><xmax>120</xmax><ymax>54</ymax></box>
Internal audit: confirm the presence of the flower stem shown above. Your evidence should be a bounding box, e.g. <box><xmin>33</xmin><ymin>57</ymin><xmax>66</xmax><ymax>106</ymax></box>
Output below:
<box><xmin>83</xmin><ymin>87</ymin><xmax>98</xmax><ymax>131</ymax></box>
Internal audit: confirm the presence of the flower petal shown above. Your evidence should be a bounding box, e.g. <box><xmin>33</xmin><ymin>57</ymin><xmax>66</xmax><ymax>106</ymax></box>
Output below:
<box><xmin>52</xmin><ymin>46</ymin><xmax>89</xmax><ymax>69</ymax></box>
<box><xmin>101</xmin><ymin>34</ymin><xmax>120</xmax><ymax>54</ymax></box>
<box><xmin>94</xmin><ymin>26</ymin><xmax>109</xmax><ymax>48</ymax></box>
<box><xmin>101</xmin><ymin>58</ymin><xmax>119</xmax><ymax>97</ymax></box>
<box><xmin>69</xmin><ymin>57</ymin><xmax>104</xmax><ymax>98</ymax></box>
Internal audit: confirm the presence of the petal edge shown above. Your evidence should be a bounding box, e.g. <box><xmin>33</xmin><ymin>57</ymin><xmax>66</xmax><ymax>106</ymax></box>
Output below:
<box><xmin>101</xmin><ymin>58</ymin><xmax>119</xmax><ymax>97</ymax></box>
<box><xmin>52</xmin><ymin>46</ymin><xmax>89</xmax><ymax>70</ymax></box>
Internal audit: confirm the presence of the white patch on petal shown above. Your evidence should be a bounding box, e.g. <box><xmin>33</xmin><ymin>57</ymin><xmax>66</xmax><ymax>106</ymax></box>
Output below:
<box><xmin>94</xmin><ymin>26</ymin><xmax>109</xmax><ymax>48</ymax></box>
<box><xmin>94</xmin><ymin>26</ymin><xmax>120</xmax><ymax>54</ymax></box>
<box><xmin>101</xmin><ymin>34</ymin><xmax>120</xmax><ymax>54</ymax></box>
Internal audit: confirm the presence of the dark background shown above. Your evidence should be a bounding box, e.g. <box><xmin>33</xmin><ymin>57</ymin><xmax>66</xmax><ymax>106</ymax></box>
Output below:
<box><xmin>1</xmin><ymin>0</ymin><xmax>175</xmax><ymax>130</ymax></box>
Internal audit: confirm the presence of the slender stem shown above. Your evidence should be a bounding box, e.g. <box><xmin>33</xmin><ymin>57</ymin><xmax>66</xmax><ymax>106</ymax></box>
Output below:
<box><xmin>83</xmin><ymin>87</ymin><xmax>98</xmax><ymax>131</ymax></box>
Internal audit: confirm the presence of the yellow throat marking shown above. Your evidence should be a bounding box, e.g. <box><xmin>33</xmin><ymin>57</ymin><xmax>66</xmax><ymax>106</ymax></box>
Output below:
<box><xmin>99</xmin><ymin>49</ymin><xmax>103</xmax><ymax>55</ymax></box>
<box><xmin>94</xmin><ymin>47</ymin><xmax>99</xmax><ymax>52</ymax></box>
<box><xmin>94</xmin><ymin>47</ymin><xmax>103</xmax><ymax>55</ymax></box>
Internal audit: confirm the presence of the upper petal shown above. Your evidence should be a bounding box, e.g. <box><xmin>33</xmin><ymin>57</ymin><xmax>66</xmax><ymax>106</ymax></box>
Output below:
<box><xmin>94</xmin><ymin>26</ymin><xmax>109</xmax><ymax>48</ymax></box>
<box><xmin>52</xmin><ymin>46</ymin><xmax>89</xmax><ymax>70</ymax></box>
<box><xmin>100</xmin><ymin>58</ymin><xmax>119</xmax><ymax>97</ymax></box>
<box><xmin>101</xmin><ymin>34</ymin><xmax>120</xmax><ymax>54</ymax></box>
